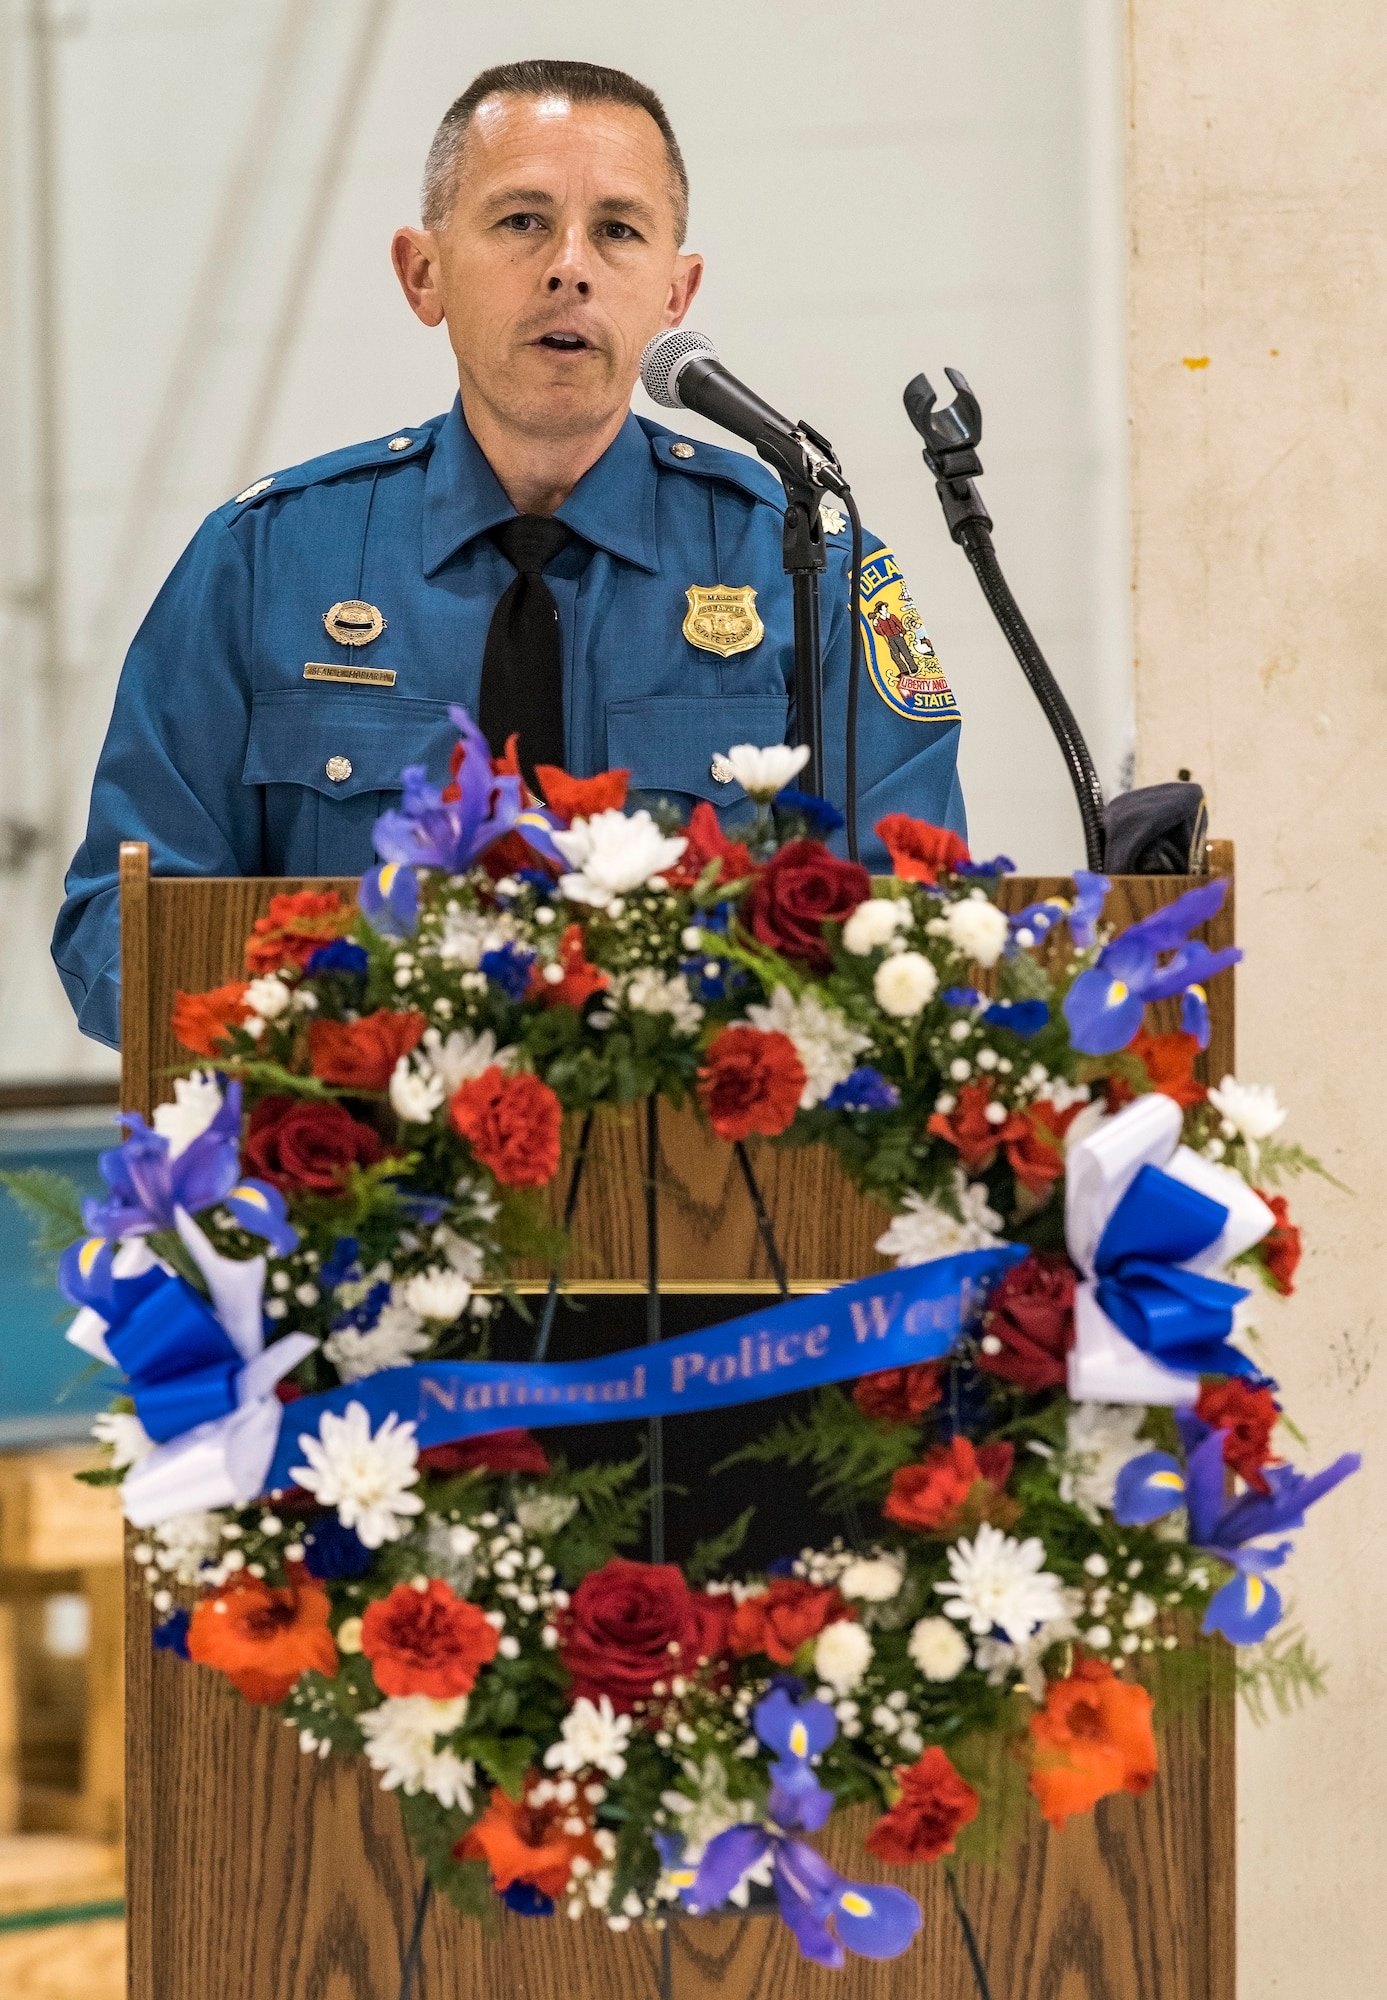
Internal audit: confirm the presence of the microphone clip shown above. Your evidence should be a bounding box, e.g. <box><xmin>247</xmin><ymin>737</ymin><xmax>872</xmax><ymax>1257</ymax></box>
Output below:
<box><xmin>903</xmin><ymin>368</ymin><xmax>993</xmax><ymax>543</ymax></box>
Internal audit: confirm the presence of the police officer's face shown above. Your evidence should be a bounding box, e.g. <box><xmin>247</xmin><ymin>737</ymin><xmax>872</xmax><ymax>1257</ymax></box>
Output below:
<box><xmin>395</xmin><ymin>94</ymin><xmax>702</xmax><ymax>444</ymax></box>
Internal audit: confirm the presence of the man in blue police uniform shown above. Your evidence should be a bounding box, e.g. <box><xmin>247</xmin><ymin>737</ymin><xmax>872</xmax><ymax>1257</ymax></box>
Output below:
<box><xmin>53</xmin><ymin>57</ymin><xmax>965</xmax><ymax>1050</ymax></box>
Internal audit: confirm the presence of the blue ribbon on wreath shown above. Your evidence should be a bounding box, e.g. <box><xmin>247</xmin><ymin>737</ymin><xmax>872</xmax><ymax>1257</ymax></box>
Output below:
<box><xmin>1090</xmin><ymin>1163</ymin><xmax>1257</xmax><ymax>1380</ymax></box>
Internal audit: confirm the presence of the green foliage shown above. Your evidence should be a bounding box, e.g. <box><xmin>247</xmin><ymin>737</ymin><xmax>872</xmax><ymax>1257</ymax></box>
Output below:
<box><xmin>213</xmin><ymin>1058</ymin><xmax>338</xmax><ymax>1100</ymax></box>
<box><xmin>1238</xmin><ymin>1625</ymin><xmax>1328</xmax><ymax>1723</ymax></box>
<box><xmin>712</xmin><ymin>1386</ymin><xmax>917</xmax><ymax>1510</ymax></box>
<box><xmin>948</xmin><ymin>1718</ymin><xmax>1035</xmax><ymax>1872</ymax></box>
<box><xmin>394</xmin><ymin>1790</ymin><xmax>497</xmax><ymax>1925</ymax></box>
<box><xmin>548</xmin><ymin>1450</ymin><xmax>652</xmax><ymax>1580</ymax></box>
<box><xmin>462</xmin><ymin>1730</ymin><xmax>537</xmax><ymax>1801</ymax></box>
<box><xmin>685</xmin><ymin>1506</ymin><xmax>755</xmax><ymax>1586</ymax></box>
<box><xmin>0</xmin><ymin>1165</ymin><xmax>86</xmax><ymax>1268</ymax></box>
<box><xmin>1256</xmin><ymin>1138</ymin><xmax>1349</xmax><ymax>1193</ymax></box>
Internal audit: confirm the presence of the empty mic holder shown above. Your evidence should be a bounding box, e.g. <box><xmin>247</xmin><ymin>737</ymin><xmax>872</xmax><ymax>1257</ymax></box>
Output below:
<box><xmin>903</xmin><ymin>369</ymin><xmax>1107</xmax><ymax>872</ymax></box>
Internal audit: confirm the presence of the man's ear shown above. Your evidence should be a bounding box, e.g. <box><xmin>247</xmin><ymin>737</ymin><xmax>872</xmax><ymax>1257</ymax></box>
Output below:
<box><xmin>665</xmin><ymin>252</ymin><xmax>705</xmax><ymax>329</ymax></box>
<box><xmin>392</xmin><ymin>227</ymin><xmax>446</xmax><ymax>328</ymax></box>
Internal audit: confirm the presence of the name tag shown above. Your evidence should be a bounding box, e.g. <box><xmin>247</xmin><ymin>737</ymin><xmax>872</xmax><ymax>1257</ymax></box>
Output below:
<box><xmin>303</xmin><ymin>662</ymin><xmax>396</xmax><ymax>688</ymax></box>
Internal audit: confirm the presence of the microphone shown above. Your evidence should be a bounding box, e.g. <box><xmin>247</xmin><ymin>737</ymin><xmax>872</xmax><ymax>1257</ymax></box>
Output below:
<box><xmin>640</xmin><ymin>329</ymin><xmax>804</xmax><ymax>457</ymax></box>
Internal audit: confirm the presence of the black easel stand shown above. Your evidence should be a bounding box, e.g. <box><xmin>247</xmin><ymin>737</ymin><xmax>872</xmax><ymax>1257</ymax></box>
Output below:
<box><xmin>903</xmin><ymin>368</ymin><xmax>1108</xmax><ymax>872</ymax></box>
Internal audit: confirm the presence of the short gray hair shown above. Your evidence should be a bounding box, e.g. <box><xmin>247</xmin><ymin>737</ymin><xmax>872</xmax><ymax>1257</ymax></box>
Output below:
<box><xmin>421</xmin><ymin>58</ymin><xmax>689</xmax><ymax>243</ymax></box>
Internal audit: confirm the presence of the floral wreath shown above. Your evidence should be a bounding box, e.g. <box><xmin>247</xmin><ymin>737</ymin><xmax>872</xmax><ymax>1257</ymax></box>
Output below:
<box><xmin>28</xmin><ymin>709</ymin><xmax>1358</xmax><ymax>1971</ymax></box>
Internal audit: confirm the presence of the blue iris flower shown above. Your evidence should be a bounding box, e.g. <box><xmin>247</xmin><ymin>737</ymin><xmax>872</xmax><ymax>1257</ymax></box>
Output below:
<box><xmin>955</xmin><ymin>854</ymin><xmax>1015</xmax><ymax>878</ymax></box>
<box><xmin>372</xmin><ymin>705</ymin><xmax>521</xmax><ymax>874</ymax></box>
<box><xmin>824</xmin><ymin>1067</ymin><xmax>901</xmax><ymax>1113</ymax></box>
<box><xmin>223</xmin><ymin>1179</ymin><xmax>299</xmax><ymax>1257</ymax></box>
<box><xmin>666</xmin><ymin>1690</ymin><xmax>922</xmax><ymax>1968</ymax></box>
<box><xmin>774</xmin><ymin>788</ymin><xmax>845</xmax><ymax>836</ymax></box>
<box><xmin>1063</xmin><ymin>879</ymin><xmax>1242</xmax><ymax>1055</ymax></box>
<box><xmin>1009</xmin><ymin>868</ymin><xmax>1110</xmax><ymax>955</ymax></box>
<box><xmin>301</xmin><ymin>1516</ymin><xmax>373</xmax><ymax>1580</ymax></box>
<box><xmin>152</xmin><ymin>1608</ymin><xmax>191</xmax><ymax>1659</ymax></box>
<box><xmin>83</xmin><ymin>1084</ymin><xmax>244</xmax><ymax>1239</ymax></box>
<box><xmin>330</xmin><ymin>1278</ymin><xmax>392</xmax><ymax>1334</ymax></box>
<box><xmin>982</xmin><ymin>999</ymin><xmax>1050</xmax><ymax>1038</ymax></box>
<box><xmin>480</xmin><ymin>942</ymin><xmax>537</xmax><ymax>1000</ymax></box>
<box><xmin>305</xmin><ymin>939</ymin><xmax>368</xmax><ymax>977</ymax></box>
<box><xmin>1181</xmin><ymin>982</ymin><xmax>1211</xmax><ymax>1050</ymax></box>
<box><xmin>358</xmin><ymin>861</ymin><xmax>420</xmax><ymax>938</ymax></box>
<box><xmin>318</xmin><ymin>1237</ymin><xmax>361</xmax><ymax>1291</ymax></box>
<box><xmin>501</xmin><ymin>1882</ymin><xmax>555</xmax><ymax>1917</ymax></box>
<box><xmin>943</xmin><ymin>985</ymin><xmax>982</xmax><ymax>1010</ymax></box>
<box><xmin>396</xmin><ymin>1192</ymin><xmax>450</xmax><ymax>1226</ymax></box>
<box><xmin>516</xmin><ymin>867</ymin><xmax>556</xmax><ymax>895</ymax></box>
<box><xmin>1114</xmin><ymin>1411</ymin><xmax>1359</xmax><ymax>1643</ymax></box>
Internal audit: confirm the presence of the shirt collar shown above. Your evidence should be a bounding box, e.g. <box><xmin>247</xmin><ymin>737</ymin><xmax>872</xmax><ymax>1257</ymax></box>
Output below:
<box><xmin>422</xmin><ymin>396</ymin><xmax>659</xmax><ymax>577</ymax></box>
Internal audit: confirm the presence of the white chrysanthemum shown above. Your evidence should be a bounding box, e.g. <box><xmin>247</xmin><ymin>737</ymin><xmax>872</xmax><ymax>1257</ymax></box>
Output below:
<box><xmin>907</xmin><ymin>1615</ymin><xmax>971</xmax><ymax>1682</ymax></box>
<box><xmin>545</xmin><ymin>1694</ymin><xmax>633</xmax><ymax>1779</ymax></box>
<box><xmin>151</xmin><ymin>1071</ymin><xmax>223</xmax><ymax>1159</ymax></box>
<box><xmin>813</xmin><ymin>1619</ymin><xmax>873</xmax><ymax>1695</ymax></box>
<box><xmin>935</xmin><ymin>1522</ymin><xmax>1068</xmax><ymax>1643</ymax></box>
<box><xmin>389</xmin><ymin>1058</ymin><xmax>445</xmax><ymax>1124</ymax></box>
<box><xmin>719</xmin><ymin>741</ymin><xmax>810</xmax><ymax>802</ymax></box>
<box><xmin>745</xmin><ymin>985</ymin><xmax>871</xmax><ymax>1109</ymax></box>
<box><xmin>416</xmin><ymin>1025</ymin><xmax>516</xmax><ymax>1092</ymax></box>
<box><xmin>839</xmin><ymin>1554</ymin><xmax>904</xmax><ymax>1603</ymax></box>
<box><xmin>553</xmin><ymin>808</ymin><xmax>687</xmax><ymax>906</ymax></box>
<box><xmin>660</xmin><ymin>1754</ymin><xmax>759</xmax><ymax>1867</ymax></box>
<box><xmin>432</xmin><ymin>1225</ymin><xmax>488</xmax><ymax>1281</ymax></box>
<box><xmin>399</xmin><ymin>1267</ymin><xmax>471</xmax><ymax>1323</ymax></box>
<box><xmin>973</xmin><ymin>1602</ymin><xmax>1081</xmax><ymax>1699</ymax></box>
<box><xmin>360</xmin><ymin>1695</ymin><xmax>473</xmax><ymax>1807</ymax></box>
<box><xmin>873</xmin><ymin>950</ymin><xmax>939</xmax><ymax>1018</ymax></box>
<box><xmin>515</xmin><ymin>1490</ymin><xmax>580</xmax><ymax>1536</ymax></box>
<box><xmin>939</xmin><ymin>896</ymin><xmax>1011</xmax><ymax>968</ymax></box>
<box><xmin>323</xmin><ymin>1303</ymin><xmax>431</xmax><ymax>1383</ymax></box>
<box><xmin>435</xmin><ymin>907</ymin><xmax>522</xmax><ymax>968</ymax></box>
<box><xmin>151</xmin><ymin>1509</ymin><xmax>224</xmax><ymax>1582</ymax></box>
<box><xmin>875</xmin><ymin>1172</ymin><xmax>1004</xmax><ymax>1265</ymax></box>
<box><xmin>92</xmin><ymin>1408</ymin><xmax>153</xmax><ymax>1468</ymax></box>
<box><xmin>623</xmin><ymin>968</ymin><xmax>704</xmax><ymax>1036</ymax></box>
<box><xmin>244</xmin><ymin>974</ymin><xmax>292</xmax><ymax>1020</ymax></box>
<box><xmin>290</xmin><ymin>1402</ymin><xmax>423</xmax><ymax>1548</ymax></box>
<box><xmin>1058</xmin><ymin>1404</ymin><xmax>1149</xmax><ymax>1522</ymax></box>
<box><xmin>1208</xmin><ymin>1076</ymin><xmax>1287</xmax><ymax>1168</ymax></box>
<box><xmin>1035</xmin><ymin>1077</ymin><xmax>1091</xmax><ymax>1114</ymax></box>
<box><xmin>842</xmin><ymin>896</ymin><xmax>911</xmax><ymax>956</ymax></box>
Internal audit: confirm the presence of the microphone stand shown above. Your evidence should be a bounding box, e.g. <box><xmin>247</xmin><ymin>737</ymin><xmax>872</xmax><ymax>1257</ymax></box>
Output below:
<box><xmin>753</xmin><ymin>426</ymin><xmax>844</xmax><ymax>804</ymax></box>
<box><xmin>903</xmin><ymin>369</ymin><xmax>1107</xmax><ymax>872</ymax></box>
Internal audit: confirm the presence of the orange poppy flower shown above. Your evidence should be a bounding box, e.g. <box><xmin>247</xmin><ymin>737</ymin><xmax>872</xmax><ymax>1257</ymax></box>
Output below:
<box><xmin>455</xmin><ymin>1783</ymin><xmax>601</xmax><ymax>1898</ymax></box>
<box><xmin>187</xmin><ymin>1567</ymin><xmax>337</xmax><ymax>1704</ymax></box>
<box><xmin>172</xmin><ymin>981</ymin><xmax>250</xmax><ymax>1058</ymax></box>
<box><xmin>1028</xmin><ymin>1655</ymin><xmax>1158</xmax><ymax>1829</ymax></box>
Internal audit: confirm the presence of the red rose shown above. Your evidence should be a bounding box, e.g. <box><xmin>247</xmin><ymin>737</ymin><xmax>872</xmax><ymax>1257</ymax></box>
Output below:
<box><xmin>535</xmin><ymin>763</ymin><xmax>630</xmax><ymax>822</ymax></box>
<box><xmin>245</xmin><ymin>890</ymin><xmax>352</xmax><ymax>976</ymax></box>
<box><xmin>928</xmin><ymin>1081</ymin><xmax>1028</xmax><ymax>1174</ymax></box>
<box><xmin>979</xmin><ymin>1251</ymin><xmax>1077</xmax><ymax>1392</ymax></box>
<box><xmin>875</xmin><ymin>815</ymin><xmax>971</xmax><ymax>885</ymax></box>
<box><xmin>308</xmin><ymin>1009</ymin><xmax>426</xmax><ymax>1092</ymax></box>
<box><xmin>853</xmin><ymin>1363</ymin><xmax>944</xmax><ymax>1424</ymax></box>
<box><xmin>697</xmin><ymin>1025</ymin><xmax>805</xmax><ymax>1141</ymax></box>
<box><xmin>865</xmin><ymin>1747</ymin><xmax>980</xmax><ymax>1865</ymax></box>
<box><xmin>172</xmin><ymin>981</ymin><xmax>250</xmax><ymax>1057</ymax></box>
<box><xmin>1004</xmin><ymin>1100</ymin><xmax>1082</xmax><ymax>1196</ymax></box>
<box><xmin>727</xmin><ymin>1578</ymin><xmax>852</xmax><ymax>1666</ymax></box>
<box><xmin>1196</xmin><ymin>1379</ymin><xmax>1283</xmax><ymax>1494</ymax></box>
<box><xmin>418</xmin><ymin>1429</ymin><xmax>550</xmax><ymax>1477</ymax></box>
<box><xmin>1257</xmin><ymin>1192</ymin><xmax>1302</xmax><ymax>1295</ymax></box>
<box><xmin>740</xmin><ymin>839</ymin><xmax>870</xmax><ymax>973</ymax></box>
<box><xmin>884</xmin><ymin>1438</ymin><xmax>1015</xmax><ymax>1534</ymax></box>
<box><xmin>360</xmin><ymin>1579</ymin><xmax>499</xmax><ymax>1698</ymax></box>
<box><xmin>666</xmin><ymin>801</ymin><xmax>758</xmax><ymax>891</ymax></box>
<box><xmin>244</xmin><ymin>1094</ymin><xmax>384</xmax><ymax>1193</ymax></box>
<box><xmin>559</xmin><ymin>1559</ymin><xmax>711</xmax><ymax>1712</ymax></box>
<box><xmin>449</xmin><ymin>1066</ymin><xmax>563</xmax><ymax>1187</ymax></box>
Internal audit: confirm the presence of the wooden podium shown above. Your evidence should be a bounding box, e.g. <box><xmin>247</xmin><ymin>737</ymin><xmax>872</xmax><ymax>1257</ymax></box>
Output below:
<box><xmin>119</xmin><ymin>843</ymin><xmax>1236</xmax><ymax>2000</ymax></box>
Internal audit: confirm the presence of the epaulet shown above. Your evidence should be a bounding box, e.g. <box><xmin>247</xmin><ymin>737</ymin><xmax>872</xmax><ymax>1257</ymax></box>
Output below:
<box><xmin>215</xmin><ymin>418</ymin><xmax>442</xmax><ymax>517</ymax></box>
<box><xmin>639</xmin><ymin>416</ymin><xmax>853</xmax><ymax>544</ymax></box>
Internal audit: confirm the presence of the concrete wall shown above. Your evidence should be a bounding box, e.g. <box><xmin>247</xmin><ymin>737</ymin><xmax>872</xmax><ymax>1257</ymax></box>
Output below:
<box><xmin>0</xmin><ymin>0</ymin><xmax>1129</xmax><ymax>1078</ymax></box>
<box><xmin>1128</xmin><ymin>6</ymin><xmax>1387</xmax><ymax>1989</ymax></box>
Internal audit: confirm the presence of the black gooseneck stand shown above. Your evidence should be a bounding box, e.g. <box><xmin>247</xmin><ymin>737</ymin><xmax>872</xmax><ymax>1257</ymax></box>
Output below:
<box><xmin>903</xmin><ymin>368</ymin><xmax>1108</xmax><ymax>872</ymax></box>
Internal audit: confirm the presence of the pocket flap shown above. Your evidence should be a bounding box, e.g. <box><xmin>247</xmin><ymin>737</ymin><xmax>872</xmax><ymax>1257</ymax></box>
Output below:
<box><xmin>242</xmin><ymin>689</ymin><xmax>458</xmax><ymax>800</ymax></box>
<box><xmin>606</xmin><ymin>695</ymin><xmax>789</xmax><ymax>808</ymax></box>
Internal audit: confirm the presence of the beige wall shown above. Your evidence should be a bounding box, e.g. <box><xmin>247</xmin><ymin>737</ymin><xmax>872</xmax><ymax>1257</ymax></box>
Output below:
<box><xmin>1128</xmin><ymin>5</ymin><xmax>1387</xmax><ymax>1988</ymax></box>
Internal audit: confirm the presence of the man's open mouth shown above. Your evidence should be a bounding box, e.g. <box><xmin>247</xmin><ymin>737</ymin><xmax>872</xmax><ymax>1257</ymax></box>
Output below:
<box><xmin>534</xmin><ymin>332</ymin><xmax>591</xmax><ymax>351</ymax></box>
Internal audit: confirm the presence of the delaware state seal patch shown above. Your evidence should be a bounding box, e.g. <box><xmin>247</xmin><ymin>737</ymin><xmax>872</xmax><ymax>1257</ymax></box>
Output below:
<box><xmin>858</xmin><ymin>549</ymin><xmax>960</xmax><ymax>722</ymax></box>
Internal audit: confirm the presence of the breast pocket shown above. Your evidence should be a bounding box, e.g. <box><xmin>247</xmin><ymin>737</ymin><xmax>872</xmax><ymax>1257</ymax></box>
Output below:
<box><xmin>606</xmin><ymin>694</ymin><xmax>789</xmax><ymax>821</ymax></box>
<box><xmin>242</xmin><ymin>688</ymin><xmax>459</xmax><ymax>876</ymax></box>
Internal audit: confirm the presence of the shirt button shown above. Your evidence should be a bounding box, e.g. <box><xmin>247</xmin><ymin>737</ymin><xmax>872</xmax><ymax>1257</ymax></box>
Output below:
<box><xmin>709</xmin><ymin>754</ymin><xmax>734</xmax><ymax>784</ymax></box>
<box><xmin>325</xmin><ymin>755</ymin><xmax>353</xmax><ymax>783</ymax></box>
<box><xmin>671</xmin><ymin>441</ymin><xmax>695</xmax><ymax>459</ymax></box>
<box><xmin>387</xmin><ymin>435</ymin><xmax>412</xmax><ymax>452</ymax></box>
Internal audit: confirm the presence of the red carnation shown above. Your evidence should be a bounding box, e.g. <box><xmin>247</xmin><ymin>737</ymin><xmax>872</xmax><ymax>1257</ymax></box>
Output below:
<box><xmin>697</xmin><ymin>1026</ymin><xmax>805</xmax><ymax>1141</ymax></box>
<box><xmin>308</xmin><ymin>1009</ymin><xmax>426</xmax><ymax>1092</ymax></box>
<box><xmin>558</xmin><ymin>1559</ymin><xmax>718</xmax><ymax>1712</ymax></box>
<box><xmin>243</xmin><ymin>1094</ymin><xmax>384</xmax><ymax>1193</ymax></box>
<box><xmin>1106</xmin><ymin>1030</ymin><xmax>1207</xmax><ymax>1113</ymax></box>
<box><xmin>245</xmin><ymin>890</ymin><xmax>352</xmax><ymax>976</ymax></box>
<box><xmin>865</xmin><ymin>1747</ymin><xmax>980</xmax><ymax>1865</ymax></box>
<box><xmin>418</xmin><ymin>1429</ymin><xmax>550</xmax><ymax>1477</ymax></box>
<box><xmin>853</xmin><ymin>1363</ymin><xmax>944</xmax><ymax>1424</ymax></box>
<box><xmin>884</xmin><ymin>1438</ymin><xmax>1016</xmax><ymax>1535</ymax></box>
<box><xmin>875</xmin><ymin>815</ymin><xmax>971</xmax><ymax>885</ymax></box>
<box><xmin>928</xmin><ymin>1081</ymin><xmax>1029</xmax><ymax>1174</ymax></box>
<box><xmin>361</xmin><ymin>1579</ymin><xmax>500</xmax><ymax>1699</ymax></box>
<box><xmin>1257</xmin><ymin>1192</ymin><xmax>1302</xmax><ymax>1295</ymax></box>
<box><xmin>1196</xmin><ymin>1379</ymin><xmax>1283</xmax><ymax>1494</ymax></box>
<box><xmin>172</xmin><ymin>981</ymin><xmax>250</xmax><ymax>1057</ymax></box>
<box><xmin>1005</xmin><ymin>1100</ymin><xmax>1082</xmax><ymax>1196</ymax></box>
<box><xmin>449</xmin><ymin>1066</ymin><xmax>562</xmax><ymax>1187</ymax></box>
<box><xmin>535</xmin><ymin>763</ymin><xmax>630</xmax><ymax>822</ymax></box>
<box><xmin>666</xmin><ymin>801</ymin><xmax>757</xmax><ymax>891</ymax></box>
<box><xmin>727</xmin><ymin>1578</ymin><xmax>852</xmax><ymax>1666</ymax></box>
<box><xmin>979</xmin><ymin>1251</ymin><xmax>1077</xmax><ymax>1392</ymax></box>
<box><xmin>740</xmin><ymin>839</ymin><xmax>870</xmax><ymax>973</ymax></box>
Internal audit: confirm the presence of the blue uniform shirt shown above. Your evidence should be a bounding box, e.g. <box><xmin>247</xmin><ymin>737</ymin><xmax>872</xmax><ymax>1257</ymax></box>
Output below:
<box><xmin>53</xmin><ymin>398</ymin><xmax>965</xmax><ymax>1048</ymax></box>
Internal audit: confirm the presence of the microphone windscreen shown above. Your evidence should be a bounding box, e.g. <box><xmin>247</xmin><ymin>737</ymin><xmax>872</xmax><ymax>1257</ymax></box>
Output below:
<box><xmin>640</xmin><ymin>328</ymin><xmax>718</xmax><ymax>409</ymax></box>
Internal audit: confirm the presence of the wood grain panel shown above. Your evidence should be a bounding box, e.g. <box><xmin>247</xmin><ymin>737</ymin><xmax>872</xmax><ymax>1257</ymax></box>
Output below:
<box><xmin>120</xmin><ymin>847</ymin><xmax>1236</xmax><ymax>2000</ymax></box>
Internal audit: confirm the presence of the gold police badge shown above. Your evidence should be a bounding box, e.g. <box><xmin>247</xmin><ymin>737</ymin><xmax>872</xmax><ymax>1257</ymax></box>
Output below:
<box><xmin>323</xmin><ymin>599</ymin><xmax>386</xmax><ymax>647</ymax></box>
<box><xmin>682</xmin><ymin>584</ymin><xmax>765</xmax><ymax>659</ymax></box>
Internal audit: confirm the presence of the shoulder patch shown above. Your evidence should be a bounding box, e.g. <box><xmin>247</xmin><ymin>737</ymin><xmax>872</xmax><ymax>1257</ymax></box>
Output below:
<box><xmin>858</xmin><ymin>548</ymin><xmax>961</xmax><ymax>723</ymax></box>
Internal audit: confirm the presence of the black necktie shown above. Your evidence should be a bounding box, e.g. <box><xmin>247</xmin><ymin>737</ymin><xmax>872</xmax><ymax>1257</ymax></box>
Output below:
<box><xmin>479</xmin><ymin>515</ymin><xmax>573</xmax><ymax>791</ymax></box>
